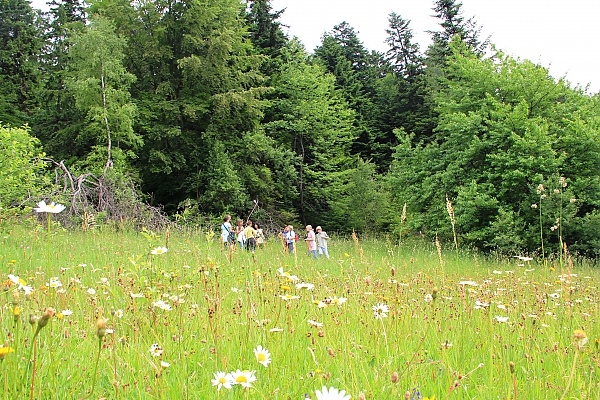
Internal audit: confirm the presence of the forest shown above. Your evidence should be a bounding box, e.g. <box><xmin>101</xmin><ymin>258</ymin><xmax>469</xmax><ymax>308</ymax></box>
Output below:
<box><xmin>1</xmin><ymin>0</ymin><xmax>599</xmax><ymax>257</ymax></box>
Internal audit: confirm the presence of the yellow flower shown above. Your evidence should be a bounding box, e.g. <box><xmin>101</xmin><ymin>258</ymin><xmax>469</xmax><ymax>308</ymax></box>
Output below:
<box><xmin>0</xmin><ymin>347</ymin><xmax>15</xmax><ymax>359</ymax></box>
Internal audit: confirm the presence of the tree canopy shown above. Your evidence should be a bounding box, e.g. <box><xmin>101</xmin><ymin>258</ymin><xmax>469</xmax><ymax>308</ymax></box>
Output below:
<box><xmin>1</xmin><ymin>0</ymin><xmax>599</xmax><ymax>257</ymax></box>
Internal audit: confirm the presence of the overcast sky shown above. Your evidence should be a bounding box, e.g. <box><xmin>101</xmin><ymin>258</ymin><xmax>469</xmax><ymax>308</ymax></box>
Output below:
<box><xmin>272</xmin><ymin>0</ymin><xmax>600</xmax><ymax>93</ymax></box>
<box><xmin>28</xmin><ymin>0</ymin><xmax>599</xmax><ymax>92</ymax></box>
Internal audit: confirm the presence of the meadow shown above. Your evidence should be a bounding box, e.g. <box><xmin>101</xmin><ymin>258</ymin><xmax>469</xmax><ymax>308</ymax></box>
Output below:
<box><xmin>1</xmin><ymin>216</ymin><xmax>599</xmax><ymax>399</ymax></box>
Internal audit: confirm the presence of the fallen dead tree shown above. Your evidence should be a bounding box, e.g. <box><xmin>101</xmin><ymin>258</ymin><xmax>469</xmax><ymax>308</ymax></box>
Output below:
<box><xmin>43</xmin><ymin>158</ymin><xmax>170</xmax><ymax>230</ymax></box>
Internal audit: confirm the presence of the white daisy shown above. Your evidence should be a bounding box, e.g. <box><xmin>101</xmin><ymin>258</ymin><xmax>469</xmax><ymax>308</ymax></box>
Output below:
<box><xmin>230</xmin><ymin>369</ymin><xmax>256</xmax><ymax>388</ymax></box>
<box><xmin>253</xmin><ymin>345</ymin><xmax>271</xmax><ymax>367</ymax></box>
<box><xmin>315</xmin><ymin>386</ymin><xmax>351</xmax><ymax>400</ymax></box>
<box><xmin>211</xmin><ymin>371</ymin><xmax>234</xmax><ymax>391</ymax></box>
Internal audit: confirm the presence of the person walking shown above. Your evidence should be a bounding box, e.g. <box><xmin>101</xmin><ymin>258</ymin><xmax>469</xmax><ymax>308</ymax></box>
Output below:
<box><xmin>315</xmin><ymin>226</ymin><xmax>330</xmax><ymax>259</ymax></box>
<box><xmin>221</xmin><ymin>215</ymin><xmax>234</xmax><ymax>248</ymax></box>
<box><xmin>254</xmin><ymin>223</ymin><xmax>265</xmax><ymax>249</ymax></box>
<box><xmin>305</xmin><ymin>225</ymin><xmax>318</xmax><ymax>258</ymax></box>
<box><xmin>243</xmin><ymin>220</ymin><xmax>257</xmax><ymax>252</ymax></box>
<box><xmin>283</xmin><ymin>225</ymin><xmax>295</xmax><ymax>254</ymax></box>
<box><xmin>235</xmin><ymin>219</ymin><xmax>245</xmax><ymax>249</ymax></box>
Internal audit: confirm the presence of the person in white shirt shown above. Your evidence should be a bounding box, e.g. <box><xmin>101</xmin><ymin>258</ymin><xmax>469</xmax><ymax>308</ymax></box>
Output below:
<box><xmin>315</xmin><ymin>226</ymin><xmax>330</xmax><ymax>259</ymax></box>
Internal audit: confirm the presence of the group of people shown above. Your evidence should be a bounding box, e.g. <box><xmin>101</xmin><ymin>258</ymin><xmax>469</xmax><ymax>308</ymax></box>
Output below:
<box><xmin>281</xmin><ymin>224</ymin><xmax>330</xmax><ymax>259</ymax></box>
<box><xmin>220</xmin><ymin>215</ymin><xmax>264</xmax><ymax>252</ymax></box>
<box><xmin>221</xmin><ymin>215</ymin><xmax>331</xmax><ymax>259</ymax></box>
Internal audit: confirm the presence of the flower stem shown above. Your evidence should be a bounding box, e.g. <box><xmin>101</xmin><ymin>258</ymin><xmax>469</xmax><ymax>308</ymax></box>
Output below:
<box><xmin>559</xmin><ymin>349</ymin><xmax>579</xmax><ymax>400</ymax></box>
<box><xmin>81</xmin><ymin>338</ymin><xmax>102</xmax><ymax>400</ymax></box>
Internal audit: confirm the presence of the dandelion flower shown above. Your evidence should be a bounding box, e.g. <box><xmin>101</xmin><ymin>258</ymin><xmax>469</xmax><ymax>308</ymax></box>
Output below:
<box><xmin>230</xmin><ymin>369</ymin><xmax>257</xmax><ymax>388</ymax></box>
<box><xmin>315</xmin><ymin>386</ymin><xmax>351</xmax><ymax>400</ymax></box>
<box><xmin>211</xmin><ymin>371</ymin><xmax>234</xmax><ymax>391</ymax></box>
<box><xmin>0</xmin><ymin>346</ymin><xmax>15</xmax><ymax>359</ymax></box>
<box><xmin>34</xmin><ymin>200</ymin><xmax>66</xmax><ymax>214</ymax></box>
<box><xmin>253</xmin><ymin>345</ymin><xmax>272</xmax><ymax>367</ymax></box>
<box><xmin>151</xmin><ymin>247</ymin><xmax>168</xmax><ymax>255</ymax></box>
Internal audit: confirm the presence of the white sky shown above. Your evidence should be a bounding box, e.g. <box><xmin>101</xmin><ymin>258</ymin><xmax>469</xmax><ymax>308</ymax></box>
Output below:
<box><xmin>272</xmin><ymin>0</ymin><xmax>600</xmax><ymax>93</ymax></box>
<box><xmin>28</xmin><ymin>0</ymin><xmax>599</xmax><ymax>92</ymax></box>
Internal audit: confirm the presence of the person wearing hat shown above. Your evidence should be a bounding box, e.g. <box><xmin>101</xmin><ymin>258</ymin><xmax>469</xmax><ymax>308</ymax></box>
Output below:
<box><xmin>315</xmin><ymin>226</ymin><xmax>330</xmax><ymax>259</ymax></box>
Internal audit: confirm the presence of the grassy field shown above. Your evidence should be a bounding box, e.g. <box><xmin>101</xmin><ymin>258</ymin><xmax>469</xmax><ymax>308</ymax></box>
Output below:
<box><xmin>1</xmin><ymin>219</ymin><xmax>599</xmax><ymax>399</ymax></box>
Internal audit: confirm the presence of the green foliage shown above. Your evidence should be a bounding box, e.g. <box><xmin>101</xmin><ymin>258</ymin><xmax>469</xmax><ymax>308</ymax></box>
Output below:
<box><xmin>330</xmin><ymin>158</ymin><xmax>391</xmax><ymax>233</ymax></box>
<box><xmin>67</xmin><ymin>14</ymin><xmax>139</xmax><ymax>172</ymax></box>
<box><xmin>389</xmin><ymin>41</ymin><xmax>600</xmax><ymax>255</ymax></box>
<box><xmin>265</xmin><ymin>54</ymin><xmax>356</xmax><ymax>223</ymax></box>
<box><xmin>0</xmin><ymin>125</ymin><xmax>49</xmax><ymax>209</ymax></box>
<box><xmin>0</xmin><ymin>0</ymin><xmax>43</xmax><ymax>126</ymax></box>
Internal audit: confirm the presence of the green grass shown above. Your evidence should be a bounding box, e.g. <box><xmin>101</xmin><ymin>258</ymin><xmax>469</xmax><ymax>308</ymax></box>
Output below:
<box><xmin>1</xmin><ymin>219</ymin><xmax>599</xmax><ymax>399</ymax></box>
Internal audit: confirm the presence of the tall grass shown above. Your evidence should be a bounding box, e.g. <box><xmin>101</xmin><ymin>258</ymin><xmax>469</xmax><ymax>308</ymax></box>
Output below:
<box><xmin>0</xmin><ymin>221</ymin><xmax>598</xmax><ymax>399</ymax></box>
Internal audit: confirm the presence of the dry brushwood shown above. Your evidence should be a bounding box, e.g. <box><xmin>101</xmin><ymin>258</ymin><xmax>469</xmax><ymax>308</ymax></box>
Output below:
<box><xmin>42</xmin><ymin>158</ymin><xmax>170</xmax><ymax>230</ymax></box>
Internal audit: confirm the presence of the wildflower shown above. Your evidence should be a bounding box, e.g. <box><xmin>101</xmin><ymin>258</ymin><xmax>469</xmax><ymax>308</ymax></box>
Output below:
<box><xmin>440</xmin><ymin>340</ymin><xmax>453</xmax><ymax>349</ymax></box>
<box><xmin>114</xmin><ymin>309</ymin><xmax>124</xmax><ymax>318</ymax></box>
<box><xmin>152</xmin><ymin>300</ymin><xmax>172</xmax><ymax>311</ymax></box>
<box><xmin>130</xmin><ymin>292</ymin><xmax>144</xmax><ymax>298</ymax></box>
<box><xmin>372</xmin><ymin>303</ymin><xmax>389</xmax><ymax>319</ymax></box>
<box><xmin>61</xmin><ymin>309</ymin><xmax>73</xmax><ymax>317</ymax></box>
<box><xmin>149</xmin><ymin>343</ymin><xmax>163</xmax><ymax>357</ymax></box>
<box><xmin>548</xmin><ymin>293</ymin><xmax>560</xmax><ymax>299</ymax></box>
<box><xmin>151</xmin><ymin>247</ymin><xmax>168</xmax><ymax>255</ymax></box>
<box><xmin>253</xmin><ymin>345</ymin><xmax>272</xmax><ymax>367</ymax></box>
<box><xmin>332</xmin><ymin>296</ymin><xmax>347</xmax><ymax>306</ymax></box>
<box><xmin>391</xmin><ymin>371</ymin><xmax>399</xmax><ymax>383</ymax></box>
<box><xmin>34</xmin><ymin>200</ymin><xmax>66</xmax><ymax>214</ymax></box>
<box><xmin>424</xmin><ymin>294</ymin><xmax>433</xmax><ymax>303</ymax></box>
<box><xmin>315</xmin><ymin>386</ymin><xmax>351</xmax><ymax>400</ymax></box>
<box><xmin>574</xmin><ymin>330</ymin><xmax>588</xmax><ymax>350</ymax></box>
<box><xmin>161</xmin><ymin>361</ymin><xmax>170</xmax><ymax>369</ymax></box>
<box><xmin>87</xmin><ymin>288</ymin><xmax>96</xmax><ymax>295</ymax></box>
<box><xmin>0</xmin><ymin>347</ymin><xmax>14</xmax><ymax>359</ymax></box>
<box><xmin>211</xmin><ymin>371</ymin><xmax>234</xmax><ymax>391</ymax></box>
<box><xmin>230</xmin><ymin>369</ymin><xmax>257</xmax><ymax>388</ymax></box>
<box><xmin>474</xmin><ymin>300</ymin><xmax>489</xmax><ymax>309</ymax></box>
<box><xmin>495</xmin><ymin>316</ymin><xmax>509</xmax><ymax>323</ymax></box>
<box><xmin>308</xmin><ymin>320</ymin><xmax>323</xmax><ymax>328</ymax></box>
<box><xmin>96</xmin><ymin>317</ymin><xmax>107</xmax><ymax>339</ymax></box>
<box><xmin>279</xmin><ymin>294</ymin><xmax>300</xmax><ymax>301</ymax></box>
<box><xmin>296</xmin><ymin>282</ymin><xmax>315</xmax><ymax>290</ymax></box>
<box><xmin>458</xmin><ymin>281</ymin><xmax>478</xmax><ymax>286</ymax></box>
<box><xmin>514</xmin><ymin>256</ymin><xmax>533</xmax><ymax>262</ymax></box>
<box><xmin>48</xmin><ymin>277</ymin><xmax>63</xmax><ymax>288</ymax></box>
<box><xmin>37</xmin><ymin>307</ymin><xmax>55</xmax><ymax>329</ymax></box>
